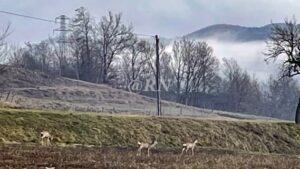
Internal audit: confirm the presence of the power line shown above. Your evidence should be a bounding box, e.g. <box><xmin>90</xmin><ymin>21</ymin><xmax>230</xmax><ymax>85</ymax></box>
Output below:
<box><xmin>134</xmin><ymin>33</ymin><xmax>155</xmax><ymax>38</ymax></box>
<box><xmin>0</xmin><ymin>10</ymin><xmax>159</xmax><ymax>38</ymax></box>
<box><xmin>0</xmin><ymin>10</ymin><xmax>57</xmax><ymax>23</ymax></box>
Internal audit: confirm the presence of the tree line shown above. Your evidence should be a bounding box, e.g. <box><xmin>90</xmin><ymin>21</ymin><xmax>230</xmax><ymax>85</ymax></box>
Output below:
<box><xmin>1</xmin><ymin>8</ymin><xmax>299</xmax><ymax>120</ymax></box>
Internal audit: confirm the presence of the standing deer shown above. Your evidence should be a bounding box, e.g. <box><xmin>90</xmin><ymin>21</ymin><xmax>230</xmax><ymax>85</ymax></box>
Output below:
<box><xmin>40</xmin><ymin>131</ymin><xmax>53</xmax><ymax>146</ymax></box>
<box><xmin>137</xmin><ymin>140</ymin><xmax>158</xmax><ymax>156</ymax></box>
<box><xmin>181</xmin><ymin>140</ymin><xmax>198</xmax><ymax>156</ymax></box>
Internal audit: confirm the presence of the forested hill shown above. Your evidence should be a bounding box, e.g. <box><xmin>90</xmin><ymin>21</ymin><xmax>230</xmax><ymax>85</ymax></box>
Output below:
<box><xmin>185</xmin><ymin>23</ymin><xmax>285</xmax><ymax>41</ymax></box>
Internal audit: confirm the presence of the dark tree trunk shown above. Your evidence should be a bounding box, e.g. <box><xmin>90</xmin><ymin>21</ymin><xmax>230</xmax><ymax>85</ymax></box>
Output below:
<box><xmin>295</xmin><ymin>97</ymin><xmax>300</xmax><ymax>124</ymax></box>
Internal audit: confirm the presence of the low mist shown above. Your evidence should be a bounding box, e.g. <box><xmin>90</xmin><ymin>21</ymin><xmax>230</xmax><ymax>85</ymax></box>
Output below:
<box><xmin>201</xmin><ymin>38</ymin><xmax>277</xmax><ymax>81</ymax></box>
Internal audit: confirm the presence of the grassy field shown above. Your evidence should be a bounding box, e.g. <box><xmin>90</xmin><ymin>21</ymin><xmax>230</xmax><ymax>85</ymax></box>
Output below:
<box><xmin>0</xmin><ymin>107</ymin><xmax>300</xmax><ymax>155</ymax></box>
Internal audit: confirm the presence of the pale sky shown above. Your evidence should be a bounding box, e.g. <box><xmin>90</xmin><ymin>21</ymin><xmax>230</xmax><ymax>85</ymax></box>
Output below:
<box><xmin>0</xmin><ymin>0</ymin><xmax>300</xmax><ymax>43</ymax></box>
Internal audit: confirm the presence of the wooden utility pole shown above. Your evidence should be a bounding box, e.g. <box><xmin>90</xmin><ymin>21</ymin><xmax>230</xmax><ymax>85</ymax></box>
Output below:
<box><xmin>296</xmin><ymin>98</ymin><xmax>300</xmax><ymax>124</ymax></box>
<box><xmin>155</xmin><ymin>35</ymin><xmax>161</xmax><ymax>116</ymax></box>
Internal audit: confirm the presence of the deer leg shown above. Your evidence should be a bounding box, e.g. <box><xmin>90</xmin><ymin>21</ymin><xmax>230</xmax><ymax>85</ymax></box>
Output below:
<box><xmin>147</xmin><ymin>148</ymin><xmax>151</xmax><ymax>157</ymax></box>
<box><xmin>187</xmin><ymin>147</ymin><xmax>191</xmax><ymax>155</ymax></box>
<box><xmin>192</xmin><ymin>147</ymin><xmax>194</xmax><ymax>156</ymax></box>
<box><xmin>137</xmin><ymin>147</ymin><xmax>142</xmax><ymax>156</ymax></box>
<box><xmin>181</xmin><ymin>147</ymin><xmax>186</xmax><ymax>156</ymax></box>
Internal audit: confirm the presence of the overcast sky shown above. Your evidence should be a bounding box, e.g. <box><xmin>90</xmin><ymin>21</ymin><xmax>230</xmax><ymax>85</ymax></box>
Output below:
<box><xmin>0</xmin><ymin>0</ymin><xmax>300</xmax><ymax>43</ymax></box>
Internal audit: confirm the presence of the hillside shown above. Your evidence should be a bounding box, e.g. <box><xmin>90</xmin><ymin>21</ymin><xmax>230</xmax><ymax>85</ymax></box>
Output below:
<box><xmin>0</xmin><ymin>65</ymin><xmax>275</xmax><ymax>120</ymax></box>
<box><xmin>185</xmin><ymin>23</ymin><xmax>282</xmax><ymax>42</ymax></box>
<box><xmin>0</xmin><ymin>108</ymin><xmax>299</xmax><ymax>155</ymax></box>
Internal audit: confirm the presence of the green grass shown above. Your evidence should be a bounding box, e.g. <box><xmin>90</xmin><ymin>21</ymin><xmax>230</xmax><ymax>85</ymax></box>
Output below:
<box><xmin>0</xmin><ymin>107</ymin><xmax>300</xmax><ymax>155</ymax></box>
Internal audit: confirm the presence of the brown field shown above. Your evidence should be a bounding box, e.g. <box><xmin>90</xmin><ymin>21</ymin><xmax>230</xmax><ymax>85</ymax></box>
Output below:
<box><xmin>0</xmin><ymin>144</ymin><xmax>300</xmax><ymax>169</ymax></box>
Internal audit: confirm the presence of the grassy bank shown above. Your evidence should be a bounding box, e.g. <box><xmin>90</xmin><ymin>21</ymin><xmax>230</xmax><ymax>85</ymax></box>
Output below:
<box><xmin>0</xmin><ymin>108</ymin><xmax>300</xmax><ymax>155</ymax></box>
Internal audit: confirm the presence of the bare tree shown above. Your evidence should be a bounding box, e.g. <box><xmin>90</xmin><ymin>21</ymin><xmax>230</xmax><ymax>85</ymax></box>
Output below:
<box><xmin>8</xmin><ymin>44</ymin><xmax>26</xmax><ymax>67</ymax></box>
<box><xmin>194</xmin><ymin>42</ymin><xmax>220</xmax><ymax>94</ymax></box>
<box><xmin>265</xmin><ymin>18</ymin><xmax>300</xmax><ymax>123</ymax></box>
<box><xmin>160</xmin><ymin>52</ymin><xmax>172</xmax><ymax>85</ymax></box>
<box><xmin>71</xmin><ymin>7</ymin><xmax>95</xmax><ymax>81</ymax></box>
<box><xmin>69</xmin><ymin>32</ymin><xmax>82</xmax><ymax>80</ymax></box>
<box><xmin>171</xmin><ymin>39</ymin><xmax>219</xmax><ymax>105</ymax></box>
<box><xmin>222</xmin><ymin>58</ymin><xmax>259</xmax><ymax>112</ymax></box>
<box><xmin>121</xmin><ymin>38</ymin><xmax>147</xmax><ymax>84</ymax></box>
<box><xmin>98</xmin><ymin>11</ymin><xmax>134</xmax><ymax>83</ymax></box>
<box><xmin>0</xmin><ymin>23</ymin><xmax>11</xmax><ymax>73</ymax></box>
<box><xmin>171</xmin><ymin>41</ymin><xmax>184</xmax><ymax>102</ymax></box>
<box><xmin>181</xmin><ymin>39</ymin><xmax>195</xmax><ymax>105</ymax></box>
<box><xmin>263</xmin><ymin>75</ymin><xmax>299</xmax><ymax>120</ymax></box>
<box><xmin>171</xmin><ymin>40</ymin><xmax>185</xmax><ymax>102</ymax></box>
<box><xmin>142</xmin><ymin>40</ymin><xmax>158</xmax><ymax>78</ymax></box>
<box><xmin>171</xmin><ymin>39</ymin><xmax>196</xmax><ymax>104</ymax></box>
<box><xmin>32</xmin><ymin>41</ymin><xmax>54</xmax><ymax>73</ymax></box>
<box><xmin>49</xmin><ymin>37</ymin><xmax>68</xmax><ymax>76</ymax></box>
<box><xmin>265</xmin><ymin>18</ymin><xmax>300</xmax><ymax>77</ymax></box>
<box><xmin>8</xmin><ymin>42</ymin><xmax>43</xmax><ymax>72</ymax></box>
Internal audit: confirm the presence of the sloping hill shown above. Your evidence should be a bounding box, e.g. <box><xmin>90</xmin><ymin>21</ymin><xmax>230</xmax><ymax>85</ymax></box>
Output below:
<box><xmin>0</xmin><ymin>65</ymin><xmax>275</xmax><ymax>120</ymax></box>
<box><xmin>0</xmin><ymin>65</ymin><xmax>62</xmax><ymax>88</ymax></box>
<box><xmin>185</xmin><ymin>24</ymin><xmax>283</xmax><ymax>42</ymax></box>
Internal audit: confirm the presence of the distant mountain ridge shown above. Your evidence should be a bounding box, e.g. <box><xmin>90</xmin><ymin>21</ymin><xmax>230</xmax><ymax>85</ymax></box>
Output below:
<box><xmin>185</xmin><ymin>23</ymin><xmax>284</xmax><ymax>42</ymax></box>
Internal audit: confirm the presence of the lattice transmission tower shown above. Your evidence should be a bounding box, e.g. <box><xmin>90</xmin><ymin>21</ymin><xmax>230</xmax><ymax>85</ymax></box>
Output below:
<box><xmin>53</xmin><ymin>15</ymin><xmax>72</xmax><ymax>76</ymax></box>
